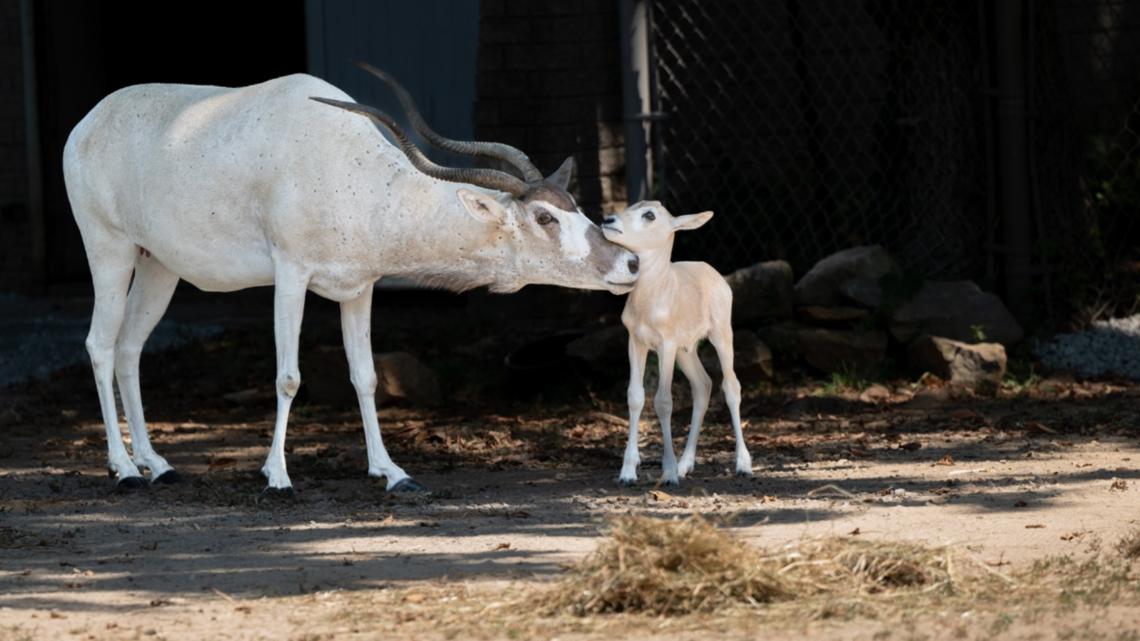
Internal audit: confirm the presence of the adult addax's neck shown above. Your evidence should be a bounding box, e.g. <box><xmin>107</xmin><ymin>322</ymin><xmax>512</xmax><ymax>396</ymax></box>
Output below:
<box><xmin>365</xmin><ymin>170</ymin><xmax>521</xmax><ymax>291</ymax></box>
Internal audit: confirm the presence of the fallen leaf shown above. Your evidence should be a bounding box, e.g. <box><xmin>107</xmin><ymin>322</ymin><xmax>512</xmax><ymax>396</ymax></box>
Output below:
<box><xmin>1061</xmin><ymin>531</ymin><xmax>1087</xmax><ymax>541</ymax></box>
<box><xmin>1025</xmin><ymin>524</ymin><xmax>1045</xmax><ymax>529</ymax></box>
<box><xmin>648</xmin><ymin>490</ymin><xmax>673</xmax><ymax>502</ymax></box>
<box><xmin>848</xmin><ymin>527</ymin><xmax>861</xmax><ymax>536</ymax></box>
<box><xmin>760</xmin><ymin>495</ymin><xmax>778</xmax><ymax>504</ymax></box>
<box><xmin>493</xmin><ymin>542</ymin><xmax>511</xmax><ymax>551</ymax></box>
<box><xmin>936</xmin><ymin>454</ymin><xmax>955</xmax><ymax>466</ymax></box>
<box><xmin>1110</xmin><ymin>478</ymin><xmax>1128</xmax><ymax>492</ymax></box>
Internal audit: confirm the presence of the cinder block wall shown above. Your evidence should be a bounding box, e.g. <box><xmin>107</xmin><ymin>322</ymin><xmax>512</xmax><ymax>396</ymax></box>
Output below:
<box><xmin>0</xmin><ymin>0</ymin><xmax>30</xmax><ymax>292</ymax></box>
<box><xmin>474</xmin><ymin>0</ymin><xmax>626</xmax><ymax>218</ymax></box>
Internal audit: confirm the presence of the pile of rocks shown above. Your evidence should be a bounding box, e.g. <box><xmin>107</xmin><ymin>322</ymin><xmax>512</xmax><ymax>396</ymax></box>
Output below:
<box><xmin>570</xmin><ymin>245</ymin><xmax>1023</xmax><ymax>393</ymax></box>
<box><xmin>1035</xmin><ymin>314</ymin><xmax>1140</xmax><ymax>380</ymax></box>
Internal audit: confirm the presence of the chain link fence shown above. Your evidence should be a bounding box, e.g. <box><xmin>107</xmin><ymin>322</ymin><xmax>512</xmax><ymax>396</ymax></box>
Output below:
<box><xmin>1034</xmin><ymin>0</ymin><xmax>1140</xmax><ymax>324</ymax></box>
<box><xmin>645</xmin><ymin>0</ymin><xmax>1140</xmax><ymax>324</ymax></box>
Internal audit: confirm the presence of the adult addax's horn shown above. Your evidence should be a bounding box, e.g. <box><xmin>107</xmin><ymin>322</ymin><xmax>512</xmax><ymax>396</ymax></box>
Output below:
<box><xmin>311</xmin><ymin>97</ymin><xmax>528</xmax><ymax>197</ymax></box>
<box><xmin>355</xmin><ymin>61</ymin><xmax>544</xmax><ymax>183</ymax></box>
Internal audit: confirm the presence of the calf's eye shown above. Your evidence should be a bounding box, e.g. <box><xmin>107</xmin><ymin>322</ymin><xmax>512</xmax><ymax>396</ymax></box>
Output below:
<box><xmin>642</xmin><ymin>210</ymin><xmax>656</xmax><ymax>221</ymax></box>
<box><xmin>536</xmin><ymin>210</ymin><xmax>556</xmax><ymax>225</ymax></box>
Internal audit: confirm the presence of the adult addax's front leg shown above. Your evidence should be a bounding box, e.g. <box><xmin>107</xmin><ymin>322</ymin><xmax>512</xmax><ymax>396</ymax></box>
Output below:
<box><xmin>260</xmin><ymin>266</ymin><xmax>307</xmax><ymax>496</ymax></box>
<box><xmin>340</xmin><ymin>287</ymin><xmax>423</xmax><ymax>492</ymax></box>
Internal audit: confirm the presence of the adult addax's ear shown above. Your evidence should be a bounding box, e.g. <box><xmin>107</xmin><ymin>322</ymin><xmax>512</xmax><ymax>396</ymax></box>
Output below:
<box><xmin>546</xmin><ymin>156</ymin><xmax>575</xmax><ymax>190</ymax></box>
<box><xmin>672</xmin><ymin>210</ymin><xmax>713</xmax><ymax>231</ymax></box>
<box><xmin>457</xmin><ymin>188</ymin><xmax>509</xmax><ymax>225</ymax></box>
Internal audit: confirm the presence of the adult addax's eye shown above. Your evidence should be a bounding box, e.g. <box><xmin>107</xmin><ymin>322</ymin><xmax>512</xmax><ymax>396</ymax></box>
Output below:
<box><xmin>642</xmin><ymin>210</ymin><xmax>656</xmax><ymax>221</ymax></box>
<box><xmin>536</xmin><ymin>210</ymin><xmax>556</xmax><ymax>225</ymax></box>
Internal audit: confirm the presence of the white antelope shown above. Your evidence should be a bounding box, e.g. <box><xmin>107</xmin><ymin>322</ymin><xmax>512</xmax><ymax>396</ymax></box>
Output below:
<box><xmin>63</xmin><ymin>67</ymin><xmax>639</xmax><ymax>495</ymax></box>
<box><xmin>601</xmin><ymin>202</ymin><xmax>752</xmax><ymax>485</ymax></box>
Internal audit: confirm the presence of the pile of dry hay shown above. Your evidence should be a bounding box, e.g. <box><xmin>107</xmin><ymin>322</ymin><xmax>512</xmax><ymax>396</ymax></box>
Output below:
<box><xmin>536</xmin><ymin>514</ymin><xmax>1000</xmax><ymax>617</ymax></box>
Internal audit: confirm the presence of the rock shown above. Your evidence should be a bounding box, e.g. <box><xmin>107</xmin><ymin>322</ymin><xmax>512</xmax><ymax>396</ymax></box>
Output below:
<box><xmin>794</xmin><ymin>245</ymin><xmax>897</xmax><ymax>307</ymax></box>
<box><xmin>889</xmin><ymin>281</ymin><xmax>1024</xmax><ymax>346</ymax></box>
<box><xmin>699</xmin><ymin>330</ymin><xmax>774</xmax><ymax>380</ymax></box>
<box><xmin>858</xmin><ymin>383</ymin><xmax>892</xmax><ymax>404</ymax></box>
<box><xmin>374</xmin><ymin>352</ymin><xmax>442</xmax><ymax>406</ymax></box>
<box><xmin>794</xmin><ymin>328</ymin><xmax>888</xmax><ymax>374</ymax></box>
<box><xmin>565</xmin><ymin>325</ymin><xmax>628</xmax><ymax>372</ymax></box>
<box><xmin>796</xmin><ymin>305</ymin><xmax>871</xmax><ymax>325</ymax></box>
<box><xmin>839</xmin><ymin>277</ymin><xmax>884</xmax><ymax>309</ymax></box>
<box><xmin>908</xmin><ymin>335</ymin><xmax>1006</xmax><ymax>393</ymax></box>
<box><xmin>724</xmin><ymin>260</ymin><xmax>794</xmax><ymax>325</ymax></box>
<box><xmin>755</xmin><ymin>321</ymin><xmax>805</xmax><ymax>355</ymax></box>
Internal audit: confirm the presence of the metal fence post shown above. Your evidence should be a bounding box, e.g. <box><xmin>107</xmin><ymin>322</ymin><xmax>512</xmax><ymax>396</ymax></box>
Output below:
<box><xmin>996</xmin><ymin>0</ymin><xmax>1033</xmax><ymax>320</ymax></box>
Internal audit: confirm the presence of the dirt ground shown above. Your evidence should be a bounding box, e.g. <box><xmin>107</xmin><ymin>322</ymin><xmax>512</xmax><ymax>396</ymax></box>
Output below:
<box><xmin>1</xmin><ymin>294</ymin><xmax>1139</xmax><ymax>640</ymax></box>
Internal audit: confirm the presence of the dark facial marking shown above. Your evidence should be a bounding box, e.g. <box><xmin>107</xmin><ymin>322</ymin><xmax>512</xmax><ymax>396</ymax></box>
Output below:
<box><xmin>522</xmin><ymin>182</ymin><xmax>577</xmax><ymax>212</ymax></box>
<box><xmin>586</xmin><ymin>224</ymin><xmax>626</xmax><ymax>273</ymax></box>
<box><xmin>642</xmin><ymin>210</ymin><xmax>655</xmax><ymax>221</ymax></box>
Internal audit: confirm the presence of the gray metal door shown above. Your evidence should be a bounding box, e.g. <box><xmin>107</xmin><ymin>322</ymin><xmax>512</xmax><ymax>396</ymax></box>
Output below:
<box><xmin>306</xmin><ymin>0</ymin><xmax>480</xmax><ymax>149</ymax></box>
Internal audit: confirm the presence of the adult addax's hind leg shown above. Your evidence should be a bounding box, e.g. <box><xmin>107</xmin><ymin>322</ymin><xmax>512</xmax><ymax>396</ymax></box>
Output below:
<box><xmin>340</xmin><ymin>287</ymin><xmax>421</xmax><ymax>492</ymax></box>
<box><xmin>675</xmin><ymin>348</ymin><xmax>712</xmax><ymax>478</ymax></box>
<box><xmin>83</xmin><ymin>237</ymin><xmax>145</xmax><ymax>488</ymax></box>
<box><xmin>709</xmin><ymin>328</ymin><xmax>752</xmax><ymax>476</ymax></box>
<box><xmin>115</xmin><ymin>255</ymin><xmax>180</xmax><ymax>483</ymax></box>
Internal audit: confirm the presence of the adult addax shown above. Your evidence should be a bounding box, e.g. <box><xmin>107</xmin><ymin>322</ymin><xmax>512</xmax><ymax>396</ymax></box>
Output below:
<box><xmin>64</xmin><ymin>70</ymin><xmax>639</xmax><ymax>495</ymax></box>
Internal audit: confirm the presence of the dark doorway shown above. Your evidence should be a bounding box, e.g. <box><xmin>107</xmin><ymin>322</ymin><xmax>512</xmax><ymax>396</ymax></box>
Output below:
<box><xmin>33</xmin><ymin>1</ymin><xmax>307</xmax><ymax>286</ymax></box>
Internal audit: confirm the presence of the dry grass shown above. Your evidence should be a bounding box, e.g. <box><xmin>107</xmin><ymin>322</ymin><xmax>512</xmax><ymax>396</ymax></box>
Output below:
<box><xmin>534</xmin><ymin>515</ymin><xmax>1140</xmax><ymax>620</ymax></box>
<box><xmin>1119</xmin><ymin>528</ymin><xmax>1140</xmax><ymax>560</ymax></box>
<box><xmin>536</xmin><ymin>515</ymin><xmax>979</xmax><ymax>617</ymax></box>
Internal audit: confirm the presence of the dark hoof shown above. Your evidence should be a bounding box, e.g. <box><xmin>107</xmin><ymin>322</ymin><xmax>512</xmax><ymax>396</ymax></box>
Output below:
<box><xmin>259</xmin><ymin>486</ymin><xmax>297</xmax><ymax>502</ymax></box>
<box><xmin>115</xmin><ymin>476</ymin><xmax>148</xmax><ymax>491</ymax></box>
<box><xmin>389</xmin><ymin>478</ymin><xmax>427</xmax><ymax>493</ymax></box>
<box><xmin>152</xmin><ymin>470</ymin><xmax>184</xmax><ymax>485</ymax></box>
<box><xmin>618</xmin><ymin>478</ymin><xmax>638</xmax><ymax>487</ymax></box>
<box><xmin>735</xmin><ymin>470</ymin><xmax>754</xmax><ymax>478</ymax></box>
<box><xmin>659</xmin><ymin>478</ymin><xmax>680</xmax><ymax>487</ymax></box>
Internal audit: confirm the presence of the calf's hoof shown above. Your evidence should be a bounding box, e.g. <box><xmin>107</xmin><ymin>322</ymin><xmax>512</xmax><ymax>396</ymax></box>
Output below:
<box><xmin>152</xmin><ymin>470</ymin><xmax>184</xmax><ymax>485</ymax></box>
<box><xmin>617</xmin><ymin>477</ymin><xmax>638</xmax><ymax>487</ymax></box>
<box><xmin>735</xmin><ymin>468</ymin><xmax>754</xmax><ymax>478</ymax></box>
<box><xmin>259</xmin><ymin>486</ymin><xmax>297</xmax><ymax>502</ymax></box>
<box><xmin>659</xmin><ymin>478</ymin><xmax>680</xmax><ymax>487</ymax></box>
<box><xmin>115</xmin><ymin>475</ymin><xmax>148</xmax><ymax>491</ymax></box>
<box><xmin>389</xmin><ymin>478</ymin><xmax>427</xmax><ymax>493</ymax></box>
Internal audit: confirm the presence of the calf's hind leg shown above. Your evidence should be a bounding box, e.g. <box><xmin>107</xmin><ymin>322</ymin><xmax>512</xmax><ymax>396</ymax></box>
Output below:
<box><xmin>115</xmin><ymin>255</ymin><xmax>181</xmax><ymax>483</ymax></box>
<box><xmin>709</xmin><ymin>329</ymin><xmax>752</xmax><ymax>476</ymax></box>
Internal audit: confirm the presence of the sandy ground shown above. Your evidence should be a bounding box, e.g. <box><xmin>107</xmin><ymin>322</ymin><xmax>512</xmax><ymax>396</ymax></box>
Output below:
<box><xmin>1</xmin><ymin>302</ymin><xmax>1139</xmax><ymax>640</ymax></box>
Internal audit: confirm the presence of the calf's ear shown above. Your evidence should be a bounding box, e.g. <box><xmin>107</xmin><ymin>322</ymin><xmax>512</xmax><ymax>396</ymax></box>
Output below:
<box><xmin>672</xmin><ymin>210</ymin><xmax>713</xmax><ymax>231</ymax></box>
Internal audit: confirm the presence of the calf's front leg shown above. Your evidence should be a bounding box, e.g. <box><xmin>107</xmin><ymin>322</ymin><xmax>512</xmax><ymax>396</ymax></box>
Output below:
<box><xmin>655</xmin><ymin>342</ymin><xmax>680</xmax><ymax>485</ymax></box>
<box><xmin>340</xmin><ymin>287</ymin><xmax>422</xmax><ymax>492</ymax></box>
<box><xmin>619</xmin><ymin>337</ymin><xmax>649</xmax><ymax>485</ymax></box>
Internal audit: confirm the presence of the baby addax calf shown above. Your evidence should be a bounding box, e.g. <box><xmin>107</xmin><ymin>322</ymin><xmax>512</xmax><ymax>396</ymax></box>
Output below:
<box><xmin>602</xmin><ymin>201</ymin><xmax>753</xmax><ymax>485</ymax></box>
